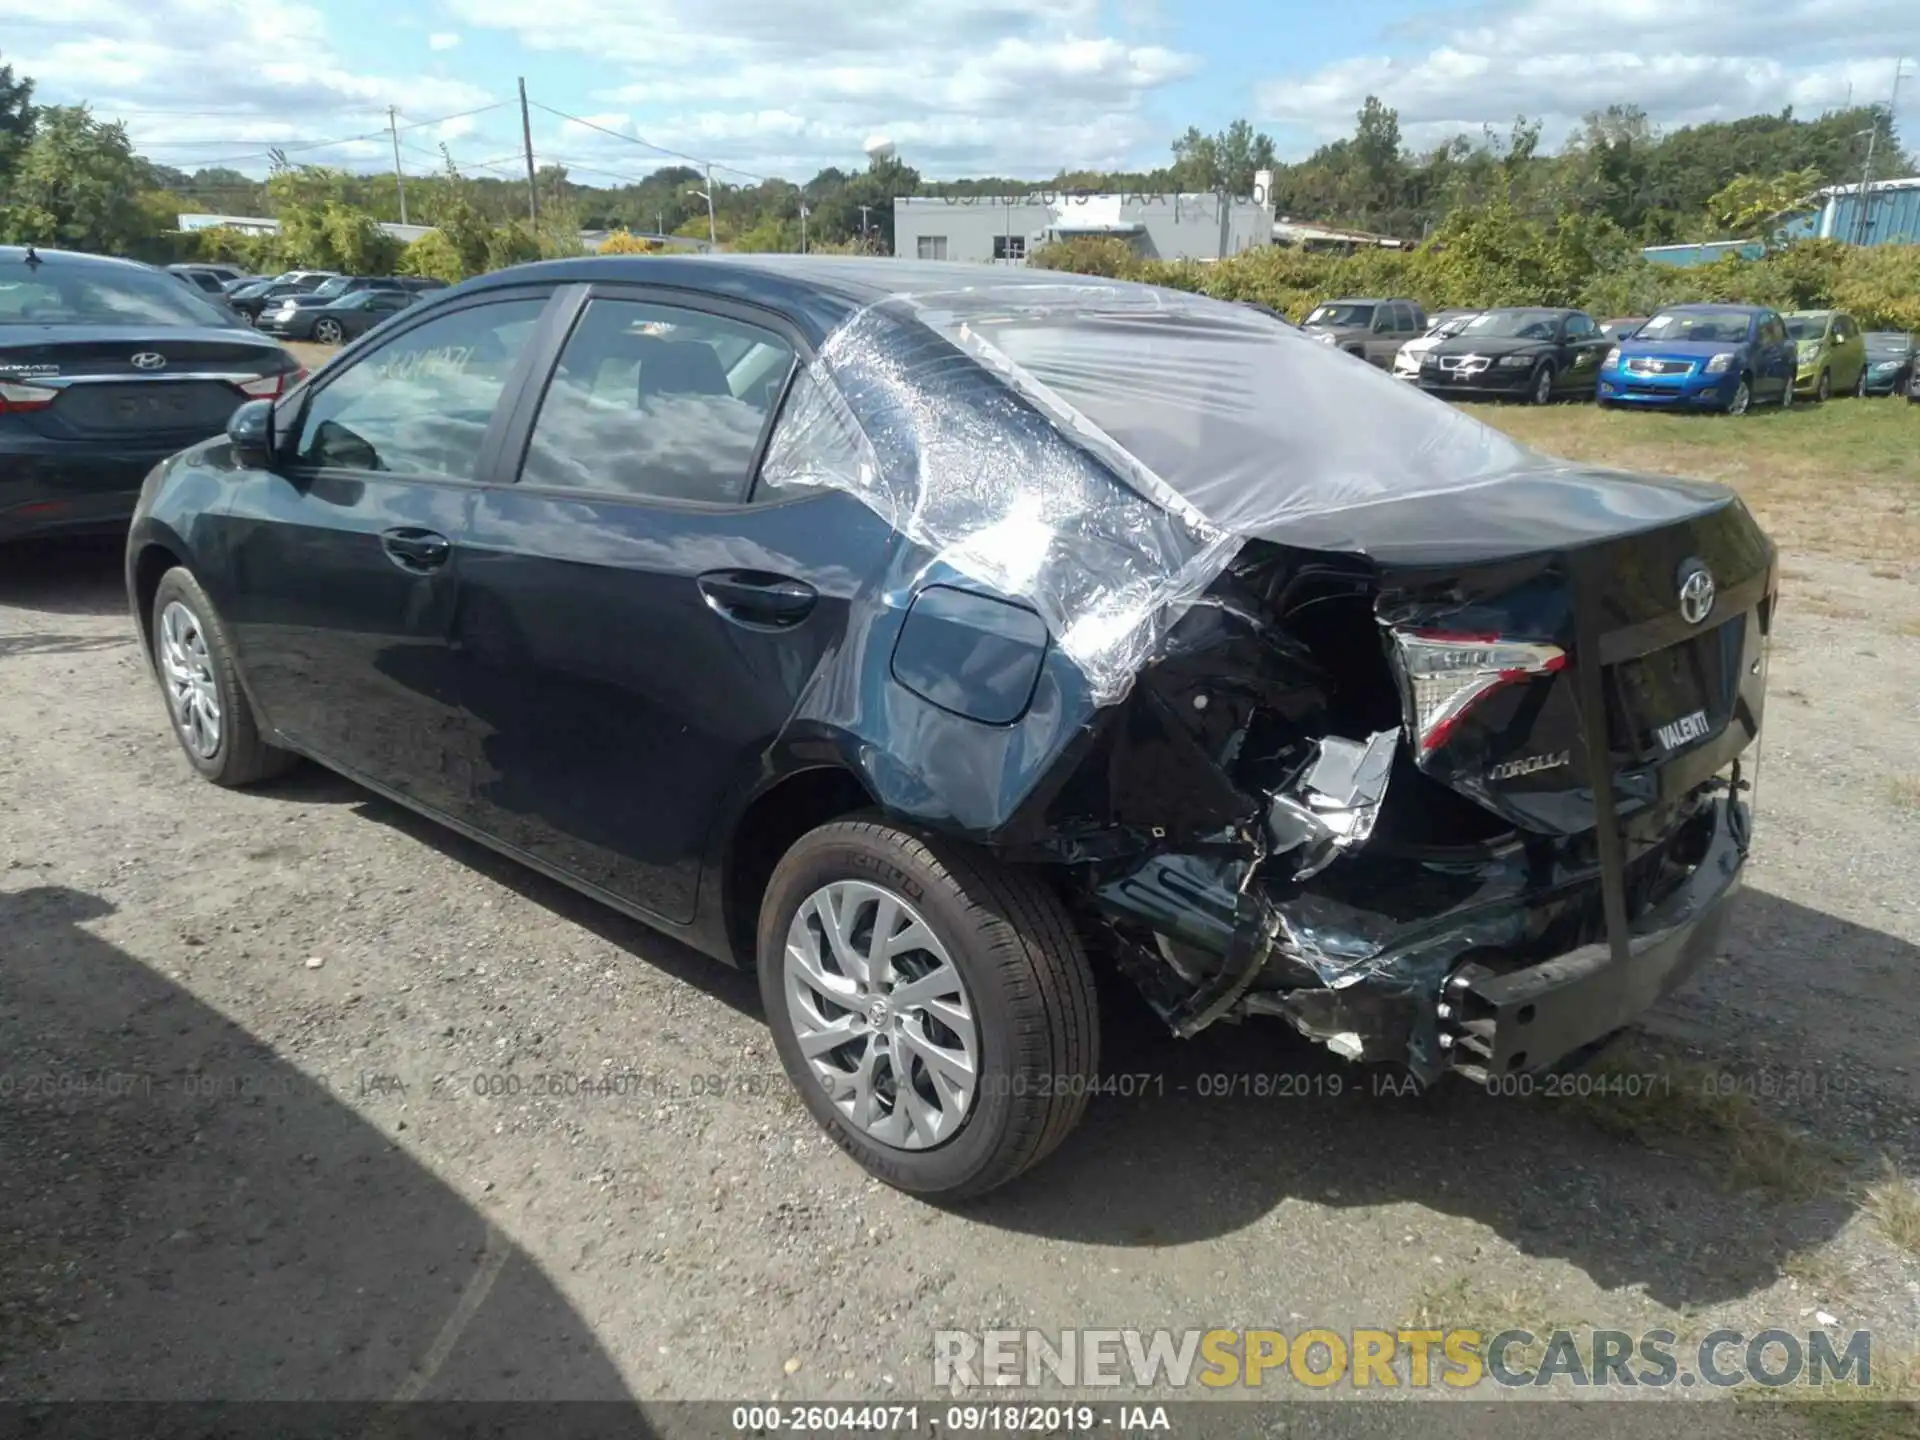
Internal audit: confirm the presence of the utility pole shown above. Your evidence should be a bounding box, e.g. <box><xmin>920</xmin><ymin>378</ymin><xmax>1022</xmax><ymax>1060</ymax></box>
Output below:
<box><xmin>518</xmin><ymin>77</ymin><xmax>539</xmax><ymax>224</ymax></box>
<box><xmin>704</xmin><ymin>163</ymin><xmax>716</xmax><ymax>247</ymax></box>
<box><xmin>858</xmin><ymin>203</ymin><xmax>873</xmax><ymax>250</ymax></box>
<box><xmin>798</xmin><ymin>196</ymin><xmax>809</xmax><ymax>253</ymax></box>
<box><xmin>1854</xmin><ymin>57</ymin><xmax>1907</xmax><ymax>246</ymax></box>
<box><xmin>387</xmin><ymin>106</ymin><xmax>409</xmax><ymax>225</ymax></box>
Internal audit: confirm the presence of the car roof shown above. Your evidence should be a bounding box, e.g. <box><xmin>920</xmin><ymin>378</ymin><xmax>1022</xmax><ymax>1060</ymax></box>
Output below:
<box><xmin>1657</xmin><ymin>302</ymin><xmax>1766</xmax><ymax>314</ymax></box>
<box><xmin>457</xmin><ymin>255</ymin><xmax>1258</xmax><ymax>346</ymax></box>
<box><xmin>2</xmin><ymin>244</ymin><xmax>163</xmax><ymax>274</ymax></box>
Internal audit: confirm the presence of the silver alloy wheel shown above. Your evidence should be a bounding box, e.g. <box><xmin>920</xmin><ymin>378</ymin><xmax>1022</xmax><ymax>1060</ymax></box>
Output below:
<box><xmin>1532</xmin><ymin>365</ymin><xmax>1553</xmax><ymax>404</ymax></box>
<box><xmin>158</xmin><ymin>600</ymin><xmax>222</xmax><ymax>759</ymax></box>
<box><xmin>1856</xmin><ymin>368</ymin><xmax>1868</xmax><ymax>398</ymax></box>
<box><xmin>1727</xmin><ymin>379</ymin><xmax>1751</xmax><ymax>415</ymax></box>
<box><xmin>314</xmin><ymin>318</ymin><xmax>343</xmax><ymax>344</ymax></box>
<box><xmin>1781</xmin><ymin>377</ymin><xmax>1793</xmax><ymax>409</ymax></box>
<box><xmin>783</xmin><ymin>879</ymin><xmax>980</xmax><ymax>1150</ymax></box>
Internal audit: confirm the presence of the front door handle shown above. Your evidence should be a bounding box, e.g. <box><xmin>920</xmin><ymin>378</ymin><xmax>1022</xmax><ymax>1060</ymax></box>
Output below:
<box><xmin>697</xmin><ymin>570</ymin><xmax>817</xmax><ymax>629</ymax></box>
<box><xmin>381</xmin><ymin>527</ymin><xmax>451</xmax><ymax>572</ymax></box>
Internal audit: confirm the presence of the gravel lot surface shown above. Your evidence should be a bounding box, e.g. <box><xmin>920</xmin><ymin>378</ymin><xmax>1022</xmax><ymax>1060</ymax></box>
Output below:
<box><xmin>1</xmin><ymin>516</ymin><xmax>1916</xmax><ymax>1430</ymax></box>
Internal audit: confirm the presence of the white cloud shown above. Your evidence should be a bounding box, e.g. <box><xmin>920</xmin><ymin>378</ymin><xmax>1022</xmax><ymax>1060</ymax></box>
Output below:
<box><xmin>447</xmin><ymin>0</ymin><xmax>1199</xmax><ymax>177</ymax></box>
<box><xmin>1255</xmin><ymin>0</ymin><xmax>1920</xmax><ymax>156</ymax></box>
<box><xmin>428</xmin><ymin>31</ymin><xmax>462</xmax><ymax>50</ymax></box>
<box><xmin>2</xmin><ymin>0</ymin><xmax>497</xmax><ymax>184</ymax></box>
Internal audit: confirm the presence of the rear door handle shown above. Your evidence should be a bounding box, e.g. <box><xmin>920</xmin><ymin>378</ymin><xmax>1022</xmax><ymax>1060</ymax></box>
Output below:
<box><xmin>697</xmin><ymin>570</ymin><xmax>817</xmax><ymax>629</ymax></box>
<box><xmin>381</xmin><ymin>527</ymin><xmax>451</xmax><ymax>572</ymax></box>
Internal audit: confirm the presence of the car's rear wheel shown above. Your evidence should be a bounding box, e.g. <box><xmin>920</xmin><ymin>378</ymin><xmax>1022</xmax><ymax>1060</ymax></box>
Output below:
<box><xmin>758</xmin><ymin>817</ymin><xmax>1098</xmax><ymax>1199</ymax></box>
<box><xmin>1815</xmin><ymin>369</ymin><xmax>1831</xmax><ymax>402</ymax></box>
<box><xmin>313</xmin><ymin>317</ymin><xmax>344</xmax><ymax>345</ymax></box>
<box><xmin>150</xmin><ymin>568</ymin><xmax>295</xmax><ymax>787</ymax></box>
<box><xmin>1529</xmin><ymin>362</ymin><xmax>1555</xmax><ymax>405</ymax></box>
<box><xmin>1726</xmin><ymin>377</ymin><xmax>1752</xmax><ymax>415</ymax></box>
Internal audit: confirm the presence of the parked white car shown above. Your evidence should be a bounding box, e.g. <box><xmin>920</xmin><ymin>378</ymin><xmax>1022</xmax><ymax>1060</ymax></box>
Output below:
<box><xmin>1392</xmin><ymin>309</ymin><xmax>1481</xmax><ymax>379</ymax></box>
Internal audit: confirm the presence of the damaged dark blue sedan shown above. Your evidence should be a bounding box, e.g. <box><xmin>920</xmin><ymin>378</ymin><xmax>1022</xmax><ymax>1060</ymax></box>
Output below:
<box><xmin>126</xmin><ymin>257</ymin><xmax>1774</xmax><ymax>1198</ymax></box>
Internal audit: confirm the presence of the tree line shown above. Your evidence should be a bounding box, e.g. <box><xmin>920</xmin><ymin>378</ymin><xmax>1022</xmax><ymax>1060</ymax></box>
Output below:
<box><xmin>0</xmin><ymin>49</ymin><xmax>1911</xmax><ymax>289</ymax></box>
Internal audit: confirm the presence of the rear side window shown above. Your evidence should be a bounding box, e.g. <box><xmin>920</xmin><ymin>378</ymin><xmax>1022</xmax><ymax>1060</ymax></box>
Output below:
<box><xmin>518</xmin><ymin>298</ymin><xmax>796</xmax><ymax>504</ymax></box>
<box><xmin>289</xmin><ymin>297</ymin><xmax>546</xmax><ymax>479</ymax></box>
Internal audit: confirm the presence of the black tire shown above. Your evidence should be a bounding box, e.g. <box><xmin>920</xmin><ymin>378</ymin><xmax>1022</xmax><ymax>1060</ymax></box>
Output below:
<box><xmin>1725</xmin><ymin>376</ymin><xmax>1752</xmax><ymax>415</ymax></box>
<box><xmin>1855</xmin><ymin>368</ymin><xmax>1869</xmax><ymax>399</ymax></box>
<box><xmin>1528</xmin><ymin>362</ymin><xmax>1555</xmax><ymax>405</ymax></box>
<box><xmin>1780</xmin><ymin>376</ymin><xmax>1793</xmax><ymax>410</ymax></box>
<box><xmin>149</xmin><ymin>567</ymin><xmax>295</xmax><ymax>787</ymax></box>
<box><xmin>313</xmin><ymin>317</ymin><xmax>343</xmax><ymax>345</ymax></box>
<box><xmin>757</xmin><ymin>817</ymin><xmax>1099</xmax><ymax>1199</ymax></box>
<box><xmin>1815</xmin><ymin>369</ymin><xmax>1830</xmax><ymax>402</ymax></box>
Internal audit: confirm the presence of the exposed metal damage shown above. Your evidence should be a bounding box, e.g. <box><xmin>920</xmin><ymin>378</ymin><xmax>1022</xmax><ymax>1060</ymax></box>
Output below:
<box><xmin>758</xmin><ymin>271</ymin><xmax>1771</xmax><ymax>1085</ymax></box>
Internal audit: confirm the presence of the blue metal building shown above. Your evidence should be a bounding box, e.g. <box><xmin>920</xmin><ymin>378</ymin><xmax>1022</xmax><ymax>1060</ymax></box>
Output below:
<box><xmin>1640</xmin><ymin>177</ymin><xmax>1920</xmax><ymax>266</ymax></box>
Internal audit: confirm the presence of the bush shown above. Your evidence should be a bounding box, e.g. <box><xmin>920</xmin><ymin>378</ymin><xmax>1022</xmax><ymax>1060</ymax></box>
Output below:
<box><xmin>597</xmin><ymin>229</ymin><xmax>659</xmax><ymax>255</ymax></box>
<box><xmin>400</xmin><ymin>229</ymin><xmax>465</xmax><ymax>284</ymax></box>
<box><xmin>1026</xmin><ymin>236</ymin><xmax>1146</xmax><ymax>278</ymax></box>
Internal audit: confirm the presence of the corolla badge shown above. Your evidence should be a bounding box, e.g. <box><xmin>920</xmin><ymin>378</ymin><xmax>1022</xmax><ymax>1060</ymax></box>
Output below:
<box><xmin>130</xmin><ymin>352</ymin><xmax>167</xmax><ymax>370</ymax></box>
<box><xmin>1677</xmin><ymin>560</ymin><xmax>1716</xmax><ymax>625</ymax></box>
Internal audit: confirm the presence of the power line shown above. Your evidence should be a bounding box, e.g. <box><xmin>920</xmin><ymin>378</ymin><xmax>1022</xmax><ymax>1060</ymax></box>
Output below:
<box><xmin>525</xmin><ymin>98</ymin><xmax>775</xmax><ymax>187</ymax></box>
<box><xmin>127</xmin><ymin>100</ymin><xmax>512</xmax><ymax>169</ymax></box>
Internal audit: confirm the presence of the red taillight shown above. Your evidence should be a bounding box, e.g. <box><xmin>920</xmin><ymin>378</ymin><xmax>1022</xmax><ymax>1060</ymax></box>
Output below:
<box><xmin>0</xmin><ymin>380</ymin><xmax>57</xmax><ymax>414</ymax></box>
<box><xmin>1390</xmin><ymin>628</ymin><xmax>1568</xmax><ymax>754</ymax></box>
<box><xmin>238</xmin><ymin>368</ymin><xmax>303</xmax><ymax>399</ymax></box>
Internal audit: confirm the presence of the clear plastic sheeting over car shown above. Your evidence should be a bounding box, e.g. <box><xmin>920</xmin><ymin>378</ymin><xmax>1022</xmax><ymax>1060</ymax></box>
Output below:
<box><xmin>759</xmin><ymin>273</ymin><xmax>1534</xmax><ymax>703</ymax></box>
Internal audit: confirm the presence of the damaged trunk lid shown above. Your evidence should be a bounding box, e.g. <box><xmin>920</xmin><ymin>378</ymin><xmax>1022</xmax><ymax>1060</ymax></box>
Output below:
<box><xmin>1348</xmin><ymin>467</ymin><xmax>1775</xmax><ymax>839</ymax></box>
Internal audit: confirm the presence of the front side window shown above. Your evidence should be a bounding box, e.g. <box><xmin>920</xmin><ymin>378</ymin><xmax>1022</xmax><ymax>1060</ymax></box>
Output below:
<box><xmin>290</xmin><ymin>297</ymin><xmax>547</xmax><ymax>478</ymax></box>
<box><xmin>1305</xmin><ymin>303</ymin><xmax>1374</xmax><ymax>328</ymax></box>
<box><xmin>1564</xmin><ymin>312</ymin><xmax>1595</xmax><ymax>338</ymax></box>
<box><xmin>518</xmin><ymin>298</ymin><xmax>796</xmax><ymax>504</ymax></box>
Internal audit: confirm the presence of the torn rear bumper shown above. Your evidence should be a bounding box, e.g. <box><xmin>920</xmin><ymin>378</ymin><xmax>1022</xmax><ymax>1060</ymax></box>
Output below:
<box><xmin>1237</xmin><ymin>785</ymin><xmax>1748</xmax><ymax>1081</ymax></box>
<box><xmin>1432</xmin><ymin>791</ymin><xmax>1743</xmax><ymax>1078</ymax></box>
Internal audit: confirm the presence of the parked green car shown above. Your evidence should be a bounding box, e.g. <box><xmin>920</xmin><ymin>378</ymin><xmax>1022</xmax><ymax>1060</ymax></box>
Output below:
<box><xmin>1786</xmin><ymin>310</ymin><xmax>1868</xmax><ymax>400</ymax></box>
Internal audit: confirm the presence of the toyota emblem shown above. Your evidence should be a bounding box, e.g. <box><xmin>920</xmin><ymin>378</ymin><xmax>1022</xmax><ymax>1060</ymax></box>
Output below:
<box><xmin>130</xmin><ymin>352</ymin><xmax>167</xmax><ymax>370</ymax></box>
<box><xmin>1677</xmin><ymin>561</ymin><xmax>1716</xmax><ymax>626</ymax></box>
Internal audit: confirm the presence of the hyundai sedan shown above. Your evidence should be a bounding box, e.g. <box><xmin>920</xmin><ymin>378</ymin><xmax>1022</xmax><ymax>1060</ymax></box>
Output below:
<box><xmin>127</xmin><ymin>256</ymin><xmax>1774</xmax><ymax>1198</ymax></box>
<box><xmin>2</xmin><ymin>245</ymin><xmax>303</xmax><ymax>542</ymax></box>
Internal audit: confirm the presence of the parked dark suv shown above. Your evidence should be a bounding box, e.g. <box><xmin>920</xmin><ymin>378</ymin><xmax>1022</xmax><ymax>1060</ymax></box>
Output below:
<box><xmin>127</xmin><ymin>257</ymin><xmax>1773</xmax><ymax>1199</ymax></box>
<box><xmin>1300</xmin><ymin>297</ymin><xmax>1427</xmax><ymax>367</ymax></box>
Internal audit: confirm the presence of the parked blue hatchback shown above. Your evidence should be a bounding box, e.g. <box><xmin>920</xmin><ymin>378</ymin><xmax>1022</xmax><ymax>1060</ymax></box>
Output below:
<box><xmin>1596</xmin><ymin>304</ymin><xmax>1797</xmax><ymax>415</ymax></box>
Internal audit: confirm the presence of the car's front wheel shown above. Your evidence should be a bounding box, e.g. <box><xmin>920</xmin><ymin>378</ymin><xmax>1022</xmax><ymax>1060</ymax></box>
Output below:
<box><xmin>1726</xmin><ymin>376</ymin><xmax>1752</xmax><ymax>415</ymax></box>
<box><xmin>1528</xmin><ymin>362</ymin><xmax>1555</xmax><ymax>405</ymax></box>
<box><xmin>1815</xmin><ymin>369</ymin><xmax>1831</xmax><ymax>402</ymax></box>
<box><xmin>150</xmin><ymin>567</ymin><xmax>295</xmax><ymax>787</ymax></box>
<box><xmin>1855</xmin><ymin>368</ymin><xmax>1869</xmax><ymax>398</ymax></box>
<box><xmin>758</xmin><ymin>817</ymin><xmax>1098</xmax><ymax>1199</ymax></box>
<box><xmin>313</xmin><ymin>317</ymin><xmax>344</xmax><ymax>345</ymax></box>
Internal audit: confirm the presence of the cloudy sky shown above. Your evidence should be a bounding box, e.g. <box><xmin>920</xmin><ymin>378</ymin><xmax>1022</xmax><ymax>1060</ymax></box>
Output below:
<box><xmin>3</xmin><ymin>0</ymin><xmax>1916</xmax><ymax>192</ymax></box>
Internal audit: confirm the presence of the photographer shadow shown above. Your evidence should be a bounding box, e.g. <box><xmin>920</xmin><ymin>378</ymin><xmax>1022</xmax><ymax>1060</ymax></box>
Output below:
<box><xmin>0</xmin><ymin>883</ymin><xmax>633</xmax><ymax>1405</ymax></box>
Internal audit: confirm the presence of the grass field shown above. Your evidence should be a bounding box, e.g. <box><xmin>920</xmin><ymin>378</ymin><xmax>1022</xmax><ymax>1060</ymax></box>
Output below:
<box><xmin>1478</xmin><ymin>395</ymin><xmax>1920</xmax><ymax>570</ymax></box>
